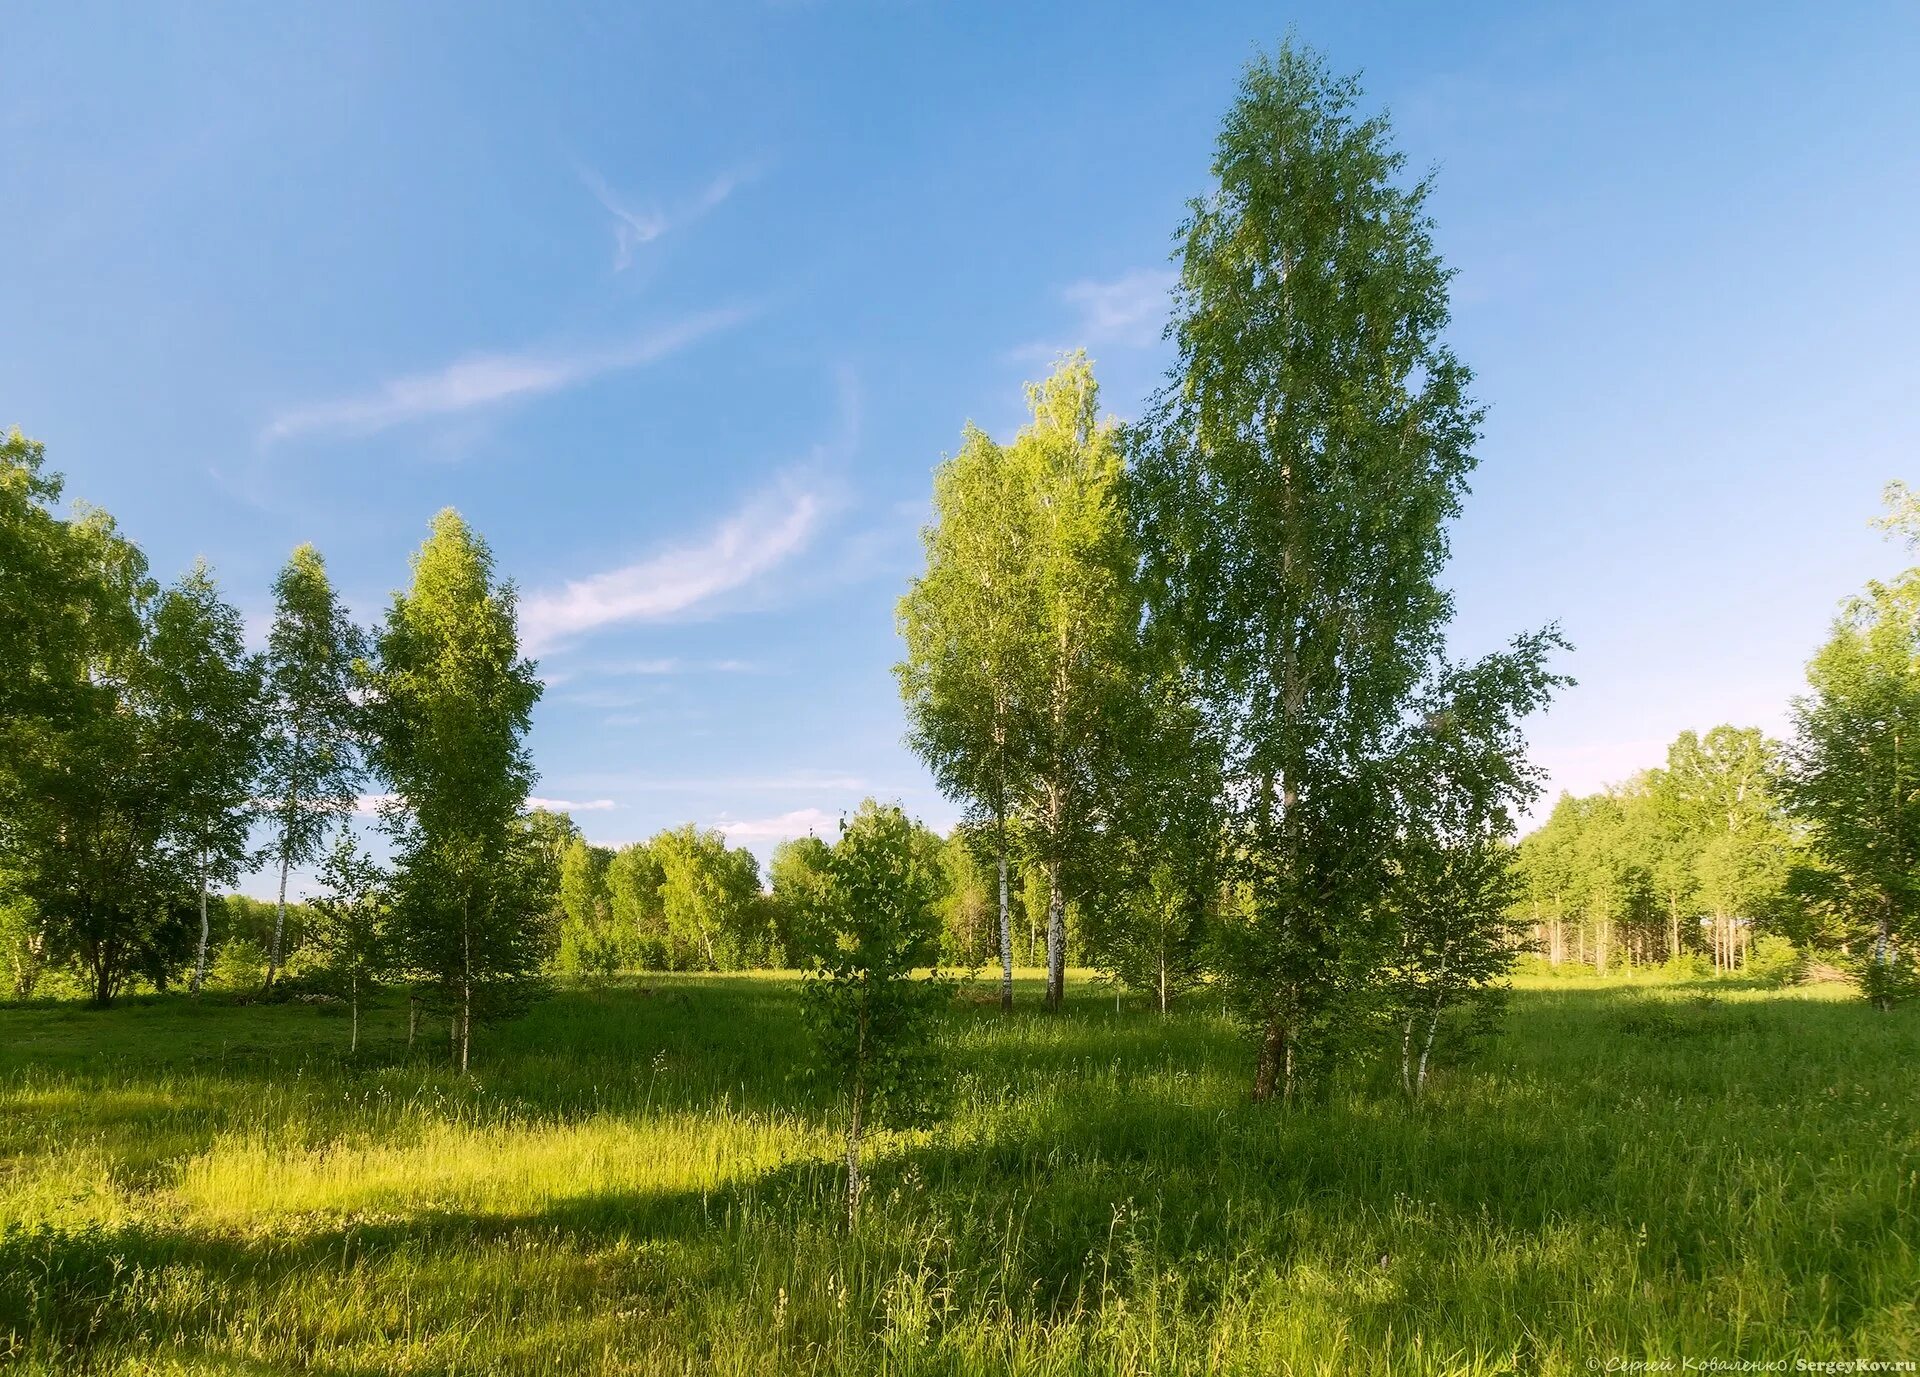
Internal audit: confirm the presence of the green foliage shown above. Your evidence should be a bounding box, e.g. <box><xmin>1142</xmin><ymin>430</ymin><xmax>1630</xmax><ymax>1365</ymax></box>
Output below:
<box><xmin>145</xmin><ymin>561</ymin><xmax>267</xmax><ymax>991</ymax></box>
<box><xmin>1515</xmin><ymin>725</ymin><xmax>1795</xmax><ymax>979</ymax></box>
<box><xmin>365</xmin><ymin>510</ymin><xmax>548</xmax><ymax>1064</ymax></box>
<box><xmin>209</xmin><ymin>935</ymin><xmax>268</xmax><ymax>991</ymax></box>
<box><xmin>1745</xmin><ymin>934</ymin><xmax>1805</xmax><ymax>988</ymax></box>
<box><xmin>896</xmin><ymin>385</ymin><xmax>1040</xmax><ymax>1008</ymax></box>
<box><xmin>794</xmin><ymin>801</ymin><xmax>953</xmax><ymax>1216</ymax></box>
<box><xmin>261</xmin><ymin>544</ymin><xmax>364</xmax><ymax>987</ymax></box>
<box><xmin>0</xmin><ymin>872</ymin><xmax>45</xmax><ymax>1000</ymax></box>
<box><xmin>1383</xmin><ymin>633</ymin><xmax>1569</xmax><ymax>1094</ymax></box>
<box><xmin>1132</xmin><ymin>42</ymin><xmax>1532</xmax><ymax>1099</ymax></box>
<box><xmin>768</xmin><ymin>834</ymin><xmax>834</xmax><ymax>965</ymax></box>
<box><xmin>930</xmin><ymin>829</ymin><xmax>998</xmax><ymax>971</ymax></box>
<box><xmin>555</xmin><ymin>838</ymin><xmax>622</xmax><ymax>977</ymax></box>
<box><xmin>648</xmin><ymin>826</ymin><xmax>765</xmax><ymax>971</ymax></box>
<box><xmin>1788</xmin><ymin>486</ymin><xmax>1920</xmax><ymax>1009</ymax></box>
<box><xmin>606</xmin><ymin>841</ymin><xmax>669</xmax><ymax>969</ymax></box>
<box><xmin>307</xmin><ymin>833</ymin><xmax>391</xmax><ymax>1047</ymax></box>
<box><xmin>0</xmin><ymin>444</ymin><xmax>275</xmax><ymax>1004</ymax></box>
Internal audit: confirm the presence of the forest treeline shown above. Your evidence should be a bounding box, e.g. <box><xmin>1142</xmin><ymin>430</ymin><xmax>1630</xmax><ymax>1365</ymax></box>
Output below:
<box><xmin>4</xmin><ymin>44</ymin><xmax>1918</xmax><ymax>1108</ymax></box>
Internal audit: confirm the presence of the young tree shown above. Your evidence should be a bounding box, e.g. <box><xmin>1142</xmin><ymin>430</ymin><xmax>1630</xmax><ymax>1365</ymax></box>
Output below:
<box><xmin>1383</xmin><ymin>632</ymin><xmax>1567</xmax><ymax>1097</ymax></box>
<box><xmin>262</xmin><ymin>545</ymin><xmax>363</xmax><ymax>990</ymax></box>
<box><xmin>1788</xmin><ymin>486</ymin><xmax>1920</xmax><ymax>1008</ymax></box>
<box><xmin>897</xmin><ymin>418</ymin><xmax>1037</xmax><ymax>1012</ymax></box>
<box><xmin>1080</xmin><ymin>680</ymin><xmax>1222</xmax><ymax>1015</ymax></box>
<box><xmin>145</xmin><ymin>562</ymin><xmax>266</xmax><ymax>993</ymax></box>
<box><xmin>1131</xmin><ymin>44</ymin><xmax>1502</xmax><ymax>1099</ymax></box>
<box><xmin>794</xmin><ymin>801</ymin><xmax>951</xmax><ymax>1221</ymax></box>
<box><xmin>365</xmin><ymin>510</ymin><xmax>547</xmax><ymax>1068</ymax></box>
<box><xmin>307</xmin><ymin>832</ymin><xmax>390</xmax><ymax>1051</ymax></box>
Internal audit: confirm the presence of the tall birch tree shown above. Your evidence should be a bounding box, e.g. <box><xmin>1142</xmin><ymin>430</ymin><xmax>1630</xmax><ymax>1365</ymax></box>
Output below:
<box><xmin>262</xmin><ymin>545</ymin><xmax>363</xmax><ymax>990</ymax></box>
<box><xmin>146</xmin><ymin>562</ymin><xmax>266</xmax><ymax>992</ymax></box>
<box><xmin>1133</xmin><ymin>43</ymin><xmax>1490</xmax><ymax>1099</ymax></box>
<box><xmin>897</xmin><ymin>419</ymin><xmax>1037</xmax><ymax>1011</ymax></box>
<box><xmin>365</xmin><ymin>510</ymin><xmax>546</xmax><ymax>1068</ymax></box>
<box><xmin>1003</xmin><ymin>353</ymin><xmax>1136</xmax><ymax>1012</ymax></box>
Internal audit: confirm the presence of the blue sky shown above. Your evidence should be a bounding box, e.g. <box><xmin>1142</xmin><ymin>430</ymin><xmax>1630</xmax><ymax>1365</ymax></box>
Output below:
<box><xmin>6</xmin><ymin>3</ymin><xmax>1919</xmax><ymax>892</ymax></box>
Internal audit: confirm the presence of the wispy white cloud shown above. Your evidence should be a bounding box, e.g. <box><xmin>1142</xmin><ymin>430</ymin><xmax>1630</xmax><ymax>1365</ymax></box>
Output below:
<box><xmin>1010</xmin><ymin>266</ymin><xmax>1178</xmax><ymax>363</ymax></box>
<box><xmin>527</xmin><ymin>796</ymin><xmax>618</xmax><ymax>813</ymax></box>
<box><xmin>716</xmin><ymin>807</ymin><xmax>839</xmax><ymax>843</ymax></box>
<box><xmin>521</xmin><ymin>475</ymin><xmax>826</xmax><ymax>653</ymax></box>
<box><xmin>262</xmin><ymin>308</ymin><xmax>746</xmax><ymax>443</ymax></box>
<box><xmin>547</xmin><ymin>769</ymin><xmax>876</xmax><ymax>794</ymax></box>
<box><xmin>581</xmin><ymin>165</ymin><xmax>757</xmax><ymax>269</ymax></box>
<box><xmin>593</xmin><ymin>657</ymin><xmax>759</xmax><ymax>677</ymax></box>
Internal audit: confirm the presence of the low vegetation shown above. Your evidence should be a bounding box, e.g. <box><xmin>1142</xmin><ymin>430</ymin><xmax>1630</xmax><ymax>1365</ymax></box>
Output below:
<box><xmin>2</xmin><ymin>970</ymin><xmax>1914</xmax><ymax>1374</ymax></box>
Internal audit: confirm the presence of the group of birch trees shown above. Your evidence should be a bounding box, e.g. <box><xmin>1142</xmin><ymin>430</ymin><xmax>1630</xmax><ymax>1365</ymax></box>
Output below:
<box><xmin>898</xmin><ymin>45</ymin><xmax>1568</xmax><ymax>1100</ymax></box>
<box><xmin>1515</xmin><ymin>726</ymin><xmax>1795</xmax><ymax>975</ymax></box>
<box><xmin>0</xmin><ymin>440</ymin><xmax>549</xmax><ymax>1058</ymax></box>
<box><xmin>1514</xmin><ymin>485</ymin><xmax>1920</xmax><ymax>1009</ymax></box>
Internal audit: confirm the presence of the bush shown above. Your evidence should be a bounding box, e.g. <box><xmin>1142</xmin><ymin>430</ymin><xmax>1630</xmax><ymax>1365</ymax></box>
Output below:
<box><xmin>1663</xmin><ymin>951</ymin><xmax>1714</xmax><ymax>981</ymax></box>
<box><xmin>210</xmin><ymin>937</ymin><xmax>267</xmax><ymax>991</ymax></box>
<box><xmin>1745</xmin><ymin>934</ymin><xmax>1805</xmax><ymax>988</ymax></box>
<box><xmin>1853</xmin><ymin>948</ymin><xmax>1920</xmax><ymax>1010</ymax></box>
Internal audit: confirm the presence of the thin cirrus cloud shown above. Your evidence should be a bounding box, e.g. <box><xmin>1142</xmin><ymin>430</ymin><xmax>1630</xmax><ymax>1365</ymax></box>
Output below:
<box><xmin>1009</xmin><ymin>266</ymin><xmax>1178</xmax><ymax>363</ymax></box>
<box><xmin>526</xmin><ymin>796</ymin><xmax>618</xmax><ymax>813</ymax></box>
<box><xmin>520</xmin><ymin>477</ymin><xmax>826</xmax><ymax>654</ymax></box>
<box><xmin>580</xmin><ymin>164</ymin><xmax>758</xmax><ymax>270</ymax></box>
<box><xmin>261</xmin><ymin>307</ymin><xmax>747</xmax><ymax>443</ymax></box>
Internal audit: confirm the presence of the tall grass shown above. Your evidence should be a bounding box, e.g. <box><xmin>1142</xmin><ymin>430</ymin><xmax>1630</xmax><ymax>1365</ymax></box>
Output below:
<box><xmin>1</xmin><ymin>970</ymin><xmax>1915</xmax><ymax>1373</ymax></box>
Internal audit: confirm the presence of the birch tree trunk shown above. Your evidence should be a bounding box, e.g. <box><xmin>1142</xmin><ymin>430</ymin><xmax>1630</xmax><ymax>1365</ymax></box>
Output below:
<box><xmin>1044</xmin><ymin>857</ymin><xmax>1065</xmax><ymax>1012</ymax></box>
<box><xmin>190</xmin><ymin>859</ymin><xmax>211</xmax><ymax>994</ymax></box>
<box><xmin>268</xmin><ymin>855</ymin><xmax>290</xmax><ymax>991</ymax></box>
<box><xmin>997</xmin><ymin>844</ymin><xmax>1012</xmax><ymax>1013</ymax></box>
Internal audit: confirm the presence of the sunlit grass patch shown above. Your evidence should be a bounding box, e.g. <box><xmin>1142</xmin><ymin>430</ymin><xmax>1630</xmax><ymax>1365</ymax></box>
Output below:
<box><xmin>2</xmin><ymin>970</ymin><xmax>1916</xmax><ymax>1374</ymax></box>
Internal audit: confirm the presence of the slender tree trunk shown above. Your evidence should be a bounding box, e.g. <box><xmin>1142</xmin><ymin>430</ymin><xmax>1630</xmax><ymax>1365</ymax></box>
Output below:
<box><xmin>1158</xmin><ymin>954</ymin><xmax>1168</xmax><ymax>1016</ymax></box>
<box><xmin>191</xmin><ymin>860</ymin><xmax>211</xmax><ymax>994</ymax></box>
<box><xmin>845</xmin><ymin>1080</ymin><xmax>864</xmax><ymax>1225</ymax></box>
<box><xmin>461</xmin><ymin>895</ymin><xmax>473</xmax><ymax>1072</ymax></box>
<box><xmin>1045</xmin><ymin>857</ymin><xmax>1065</xmax><ymax>1012</ymax></box>
<box><xmin>407</xmin><ymin>991</ymin><xmax>417</xmax><ymax>1049</ymax></box>
<box><xmin>1400</xmin><ymin>1015</ymin><xmax>1416</xmax><ymax>1096</ymax></box>
<box><xmin>268</xmin><ymin>855</ymin><xmax>291</xmax><ymax>991</ymax></box>
<box><xmin>997</xmin><ymin>844</ymin><xmax>1012</xmax><ymax>1013</ymax></box>
<box><xmin>350</xmin><ymin>970</ymin><xmax>360</xmax><ymax>1054</ymax></box>
<box><xmin>1416</xmin><ymin>998</ymin><xmax>1443</xmax><ymax>1096</ymax></box>
<box><xmin>1251</xmin><ymin>1013</ymin><xmax>1288</xmax><ymax>1103</ymax></box>
<box><xmin>1412</xmin><ymin>953</ymin><xmax>1450</xmax><ymax>1098</ymax></box>
<box><xmin>846</xmin><ymin>998</ymin><xmax>868</xmax><ymax>1223</ymax></box>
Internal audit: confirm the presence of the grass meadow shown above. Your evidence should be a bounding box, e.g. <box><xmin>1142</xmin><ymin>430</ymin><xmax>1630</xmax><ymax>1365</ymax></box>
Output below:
<box><xmin>1</xmin><ymin>969</ymin><xmax>1916</xmax><ymax>1374</ymax></box>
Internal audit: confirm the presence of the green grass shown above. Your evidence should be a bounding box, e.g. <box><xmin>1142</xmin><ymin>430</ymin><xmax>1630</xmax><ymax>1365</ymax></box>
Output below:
<box><xmin>2</xmin><ymin>969</ymin><xmax>1916</xmax><ymax>1374</ymax></box>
